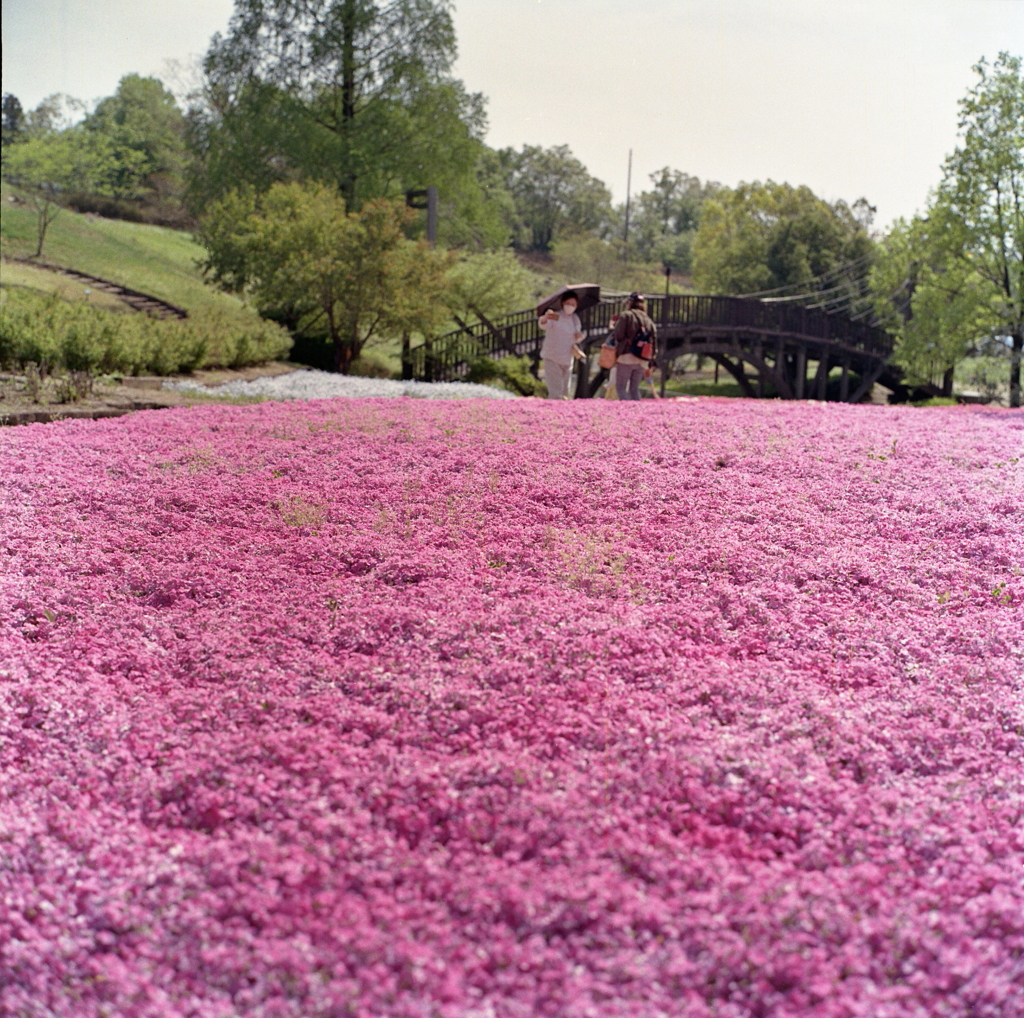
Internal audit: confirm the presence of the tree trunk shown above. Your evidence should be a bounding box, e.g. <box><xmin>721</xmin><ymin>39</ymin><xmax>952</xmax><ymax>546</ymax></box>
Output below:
<box><xmin>401</xmin><ymin>331</ymin><xmax>412</xmax><ymax>380</ymax></box>
<box><xmin>942</xmin><ymin>365</ymin><xmax>955</xmax><ymax>398</ymax></box>
<box><xmin>328</xmin><ymin>307</ymin><xmax>355</xmax><ymax>374</ymax></box>
<box><xmin>32</xmin><ymin>197</ymin><xmax>62</xmax><ymax>259</ymax></box>
<box><xmin>339</xmin><ymin>0</ymin><xmax>358</xmax><ymax>210</ymax></box>
<box><xmin>1011</xmin><ymin>329</ymin><xmax>1022</xmax><ymax>409</ymax></box>
<box><xmin>34</xmin><ymin>199</ymin><xmax>49</xmax><ymax>258</ymax></box>
<box><xmin>334</xmin><ymin>339</ymin><xmax>359</xmax><ymax>374</ymax></box>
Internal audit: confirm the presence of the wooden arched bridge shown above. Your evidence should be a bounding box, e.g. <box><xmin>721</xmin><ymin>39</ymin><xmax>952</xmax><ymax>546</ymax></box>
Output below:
<box><xmin>406</xmin><ymin>292</ymin><xmax>937</xmax><ymax>402</ymax></box>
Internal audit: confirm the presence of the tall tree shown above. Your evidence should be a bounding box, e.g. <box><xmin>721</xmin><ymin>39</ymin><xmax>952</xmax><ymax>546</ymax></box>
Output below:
<box><xmin>938</xmin><ymin>52</ymin><xmax>1024</xmax><ymax>407</ymax></box>
<box><xmin>1</xmin><ymin>94</ymin><xmax>25</xmax><ymax>148</ymax></box>
<box><xmin>499</xmin><ymin>144</ymin><xmax>613</xmax><ymax>252</ymax></box>
<box><xmin>84</xmin><ymin>75</ymin><xmax>188</xmax><ymax>199</ymax></box>
<box><xmin>446</xmin><ymin>249</ymin><xmax>538</xmax><ymax>327</ymax></box>
<box><xmin>628</xmin><ymin>168</ymin><xmax>720</xmax><ymax>270</ymax></box>
<box><xmin>22</xmin><ymin>94</ymin><xmax>86</xmax><ymax>139</ymax></box>
<box><xmin>199</xmin><ymin>0</ymin><xmax>462</xmax><ymax>210</ymax></box>
<box><xmin>693</xmin><ymin>181</ymin><xmax>874</xmax><ymax>297</ymax></box>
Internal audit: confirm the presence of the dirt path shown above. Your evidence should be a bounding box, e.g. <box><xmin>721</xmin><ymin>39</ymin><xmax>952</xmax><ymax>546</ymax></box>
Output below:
<box><xmin>8</xmin><ymin>257</ymin><xmax>189</xmax><ymax>319</ymax></box>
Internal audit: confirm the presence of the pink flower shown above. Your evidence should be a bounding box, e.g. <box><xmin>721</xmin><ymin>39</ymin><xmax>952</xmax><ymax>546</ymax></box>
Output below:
<box><xmin>1</xmin><ymin>398</ymin><xmax>1022</xmax><ymax>1017</ymax></box>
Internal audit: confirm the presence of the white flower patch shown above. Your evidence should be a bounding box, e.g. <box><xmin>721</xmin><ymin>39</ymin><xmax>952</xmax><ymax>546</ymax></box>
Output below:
<box><xmin>165</xmin><ymin>369</ymin><xmax>519</xmax><ymax>401</ymax></box>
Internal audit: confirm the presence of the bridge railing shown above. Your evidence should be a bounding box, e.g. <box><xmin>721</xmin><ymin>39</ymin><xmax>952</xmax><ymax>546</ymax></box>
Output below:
<box><xmin>408</xmin><ymin>293</ymin><xmax>893</xmax><ymax>381</ymax></box>
<box><xmin>648</xmin><ymin>295</ymin><xmax>894</xmax><ymax>357</ymax></box>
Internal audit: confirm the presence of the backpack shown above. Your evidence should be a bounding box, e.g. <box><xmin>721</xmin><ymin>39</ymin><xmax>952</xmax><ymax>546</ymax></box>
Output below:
<box><xmin>627</xmin><ymin>322</ymin><xmax>654</xmax><ymax>360</ymax></box>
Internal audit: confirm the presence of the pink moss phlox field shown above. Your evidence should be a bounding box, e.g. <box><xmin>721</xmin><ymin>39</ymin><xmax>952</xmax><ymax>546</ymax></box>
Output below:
<box><xmin>1</xmin><ymin>398</ymin><xmax>1023</xmax><ymax>1018</ymax></box>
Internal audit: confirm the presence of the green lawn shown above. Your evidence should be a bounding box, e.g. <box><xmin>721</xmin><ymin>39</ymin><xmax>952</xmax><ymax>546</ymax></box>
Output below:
<box><xmin>1</xmin><ymin>182</ymin><xmax>250</xmax><ymax>318</ymax></box>
<box><xmin>663</xmin><ymin>378</ymin><xmax>748</xmax><ymax>398</ymax></box>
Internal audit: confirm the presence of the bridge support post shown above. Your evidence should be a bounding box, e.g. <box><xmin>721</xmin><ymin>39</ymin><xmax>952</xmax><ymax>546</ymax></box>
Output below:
<box><xmin>712</xmin><ymin>354</ymin><xmax>757</xmax><ymax>398</ymax></box>
<box><xmin>775</xmin><ymin>340</ymin><xmax>787</xmax><ymax>396</ymax></box>
<box><xmin>848</xmin><ymin>360</ymin><xmax>886</xmax><ymax>404</ymax></box>
<box><xmin>815</xmin><ymin>349</ymin><xmax>830</xmax><ymax>400</ymax></box>
<box><xmin>795</xmin><ymin>345</ymin><xmax>807</xmax><ymax>399</ymax></box>
<box><xmin>423</xmin><ymin>338</ymin><xmax>434</xmax><ymax>383</ymax></box>
<box><xmin>840</xmin><ymin>356</ymin><xmax>850</xmax><ymax>402</ymax></box>
<box><xmin>573</xmin><ymin>351</ymin><xmax>591</xmax><ymax>398</ymax></box>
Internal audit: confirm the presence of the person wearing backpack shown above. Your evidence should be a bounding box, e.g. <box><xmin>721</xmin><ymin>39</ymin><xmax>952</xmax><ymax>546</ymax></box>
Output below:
<box><xmin>611</xmin><ymin>292</ymin><xmax>658</xmax><ymax>400</ymax></box>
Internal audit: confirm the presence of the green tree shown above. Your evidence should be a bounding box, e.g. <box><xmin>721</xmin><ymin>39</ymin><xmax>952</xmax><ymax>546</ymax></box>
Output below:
<box><xmin>628</xmin><ymin>168</ymin><xmax>720</xmax><ymax>270</ymax></box>
<box><xmin>446</xmin><ymin>249</ymin><xmax>538</xmax><ymax>327</ymax></box>
<box><xmin>871</xmin><ymin>210</ymin><xmax>1000</xmax><ymax>394</ymax></box>
<box><xmin>692</xmin><ymin>180</ymin><xmax>874</xmax><ymax>298</ymax></box>
<box><xmin>190</xmin><ymin>1</ymin><xmax>504</xmax><ymax>244</ymax></box>
<box><xmin>185</xmin><ymin>81</ymin><xmax>325</xmax><ymax>212</ymax></box>
<box><xmin>3</xmin><ymin>130</ymin><xmax>115</xmax><ymax>256</ymax></box>
<box><xmin>84</xmin><ymin>75</ymin><xmax>188</xmax><ymax>199</ymax></box>
<box><xmin>499</xmin><ymin>144</ymin><xmax>613</xmax><ymax>251</ymax></box>
<box><xmin>1</xmin><ymin>94</ymin><xmax>25</xmax><ymax>148</ymax></box>
<box><xmin>21</xmin><ymin>94</ymin><xmax>86</xmax><ymax>139</ymax></box>
<box><xmin>549</xmin><ymin>234</ymin><xmax>663</xmax><ymax>292</ymax></box>
<box><xmin>198</xmin><ymin>1</ymin><xmax>470</xmax><ymax>204</ymax></box>
<box><xmin>197</xmin><ymin>181</ymin><xmax>453</xmax><ymax>372</ymax></box>
<box><xmin>388</xmin><ymin>238</ymin><xmax>458</xmax><ymax>374</ymax></box>
<box><xmin>938</xmin><ymin>52</ymin><xmax>1024</xmax><ymax>407</ymax></box>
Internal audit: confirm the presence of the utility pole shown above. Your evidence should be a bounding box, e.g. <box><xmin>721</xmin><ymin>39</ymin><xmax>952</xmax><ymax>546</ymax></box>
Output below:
<box><xmin>662</xmin><ymin>264</ymin><xmax>672</xmax><ymax>329</ymax></box>
<box><xmin>426</xmin><ymin>185</ymin><xmax>437</xmax><ymax>245</ymax></box>
<box><xmin>623</xmin><ymin>149</ymin><xmax>632</xmax><ymax>262</ymax></box>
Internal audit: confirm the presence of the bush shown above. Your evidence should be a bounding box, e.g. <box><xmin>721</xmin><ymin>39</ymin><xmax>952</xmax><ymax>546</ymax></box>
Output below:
<box><xmin>0</xmin><ymin>288</ymin><xmax>291</xmax><ymax>375</ymax></box>
<box><xmin>65</xmin><ymin>193</ymin><xmax>146</xmax><ymax>224</ymax></box>
<box><xmin>349</xmin><ymin>351</ymin><xmax>398</xmax><ymax>378</ymax></box>
<box><xmin>465</xmin><ymin>355</ymin><xmax>544</xmax><ymax>396</ymax></box>
<box><xmin>911</xmin><ymin>396</ymin><xmax>959</xmax><ymax>407</ymax></box>
<box><xmin>955</xmin><ymin>353</ymin><xmax>1010</xmax><ymax>403</ymax></box>
<box><xmin>66</xmin><ymin>191</ymin><xmax>194</xmax><ymax>230</ymax></box>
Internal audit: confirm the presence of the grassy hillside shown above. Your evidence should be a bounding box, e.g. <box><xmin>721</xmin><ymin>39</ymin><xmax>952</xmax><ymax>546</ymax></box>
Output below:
<box><xmin>0</xmin><ymin>260</ymin><xmax>130</xmax><ymax>312</ymax></box>
<box><xmin>1</xmin><ymin>184</ymin><xmax>293</xmax><ymax>375</ymax></box>
<box><xmin>1</xmin><ymin>182</ymin><xmax>248</xmax><ymax>317</ymax></box>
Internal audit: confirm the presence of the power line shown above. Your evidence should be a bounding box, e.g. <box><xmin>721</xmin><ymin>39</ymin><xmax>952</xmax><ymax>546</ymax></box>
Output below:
<box><xmin>761</xmin><ymin>274</ymin><xmax>872</xmax><ymax>305</ymax></box>
<box><xmin>736</xmin><ymin>253</ymin><xmax>875</xmax><ymax>299</ymax></box>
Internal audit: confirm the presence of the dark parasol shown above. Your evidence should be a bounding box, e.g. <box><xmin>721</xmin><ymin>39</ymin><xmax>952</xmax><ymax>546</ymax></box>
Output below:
<box><xmin>535</xmin><ymin>284</ymin><xmax>601</xmax><ymax>317</ymax></box>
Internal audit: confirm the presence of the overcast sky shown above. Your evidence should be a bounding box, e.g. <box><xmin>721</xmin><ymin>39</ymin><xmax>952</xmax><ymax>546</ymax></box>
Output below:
<box><xmin>2</xmin><ymin>0</ymin><xmax>1022</xmax><ymax>228</ymax></box>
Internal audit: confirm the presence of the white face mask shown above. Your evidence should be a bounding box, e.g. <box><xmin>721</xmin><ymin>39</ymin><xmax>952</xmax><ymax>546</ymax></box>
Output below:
<box><xmin>562</xmin><ymin>304</ymin><xmax>577</xmax><ymax>316</ymax></box>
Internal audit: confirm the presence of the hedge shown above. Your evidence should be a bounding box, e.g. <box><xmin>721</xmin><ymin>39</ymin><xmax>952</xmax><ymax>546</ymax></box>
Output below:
<box><xmin>0</xmin><ymin>288</ymin><xmax>292</xmax><ymax>375</ymax></box>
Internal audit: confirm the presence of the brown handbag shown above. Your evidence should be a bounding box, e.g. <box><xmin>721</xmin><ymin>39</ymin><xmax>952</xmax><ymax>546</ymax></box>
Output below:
<box><xmin>598</xmin><ymin>343</ymin><xmax>617</xmax><ymax>370</ymax></box>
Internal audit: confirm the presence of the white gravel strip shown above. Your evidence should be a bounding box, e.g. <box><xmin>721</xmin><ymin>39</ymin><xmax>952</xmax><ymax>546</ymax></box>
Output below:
<box><xmin>164</xmin><ymin>369</ymin><xmax>518</xmax><ymax>401</ymax></box>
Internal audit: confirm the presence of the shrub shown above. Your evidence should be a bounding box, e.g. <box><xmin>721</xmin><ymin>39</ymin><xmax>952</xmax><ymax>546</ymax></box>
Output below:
<box><xmin>465</xmin><ymin>355</ymin><xmax>544</xmax><ymax>396</ymax></box>
<box><xmin>0</xmin><ymin>288</ymin><xmax>291</xmax><ymax>375</ymax></box>
<box><xmin>911</xmin><ymin>396</ymin><xmax>959</xmax><ymax>407</ymax></box>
